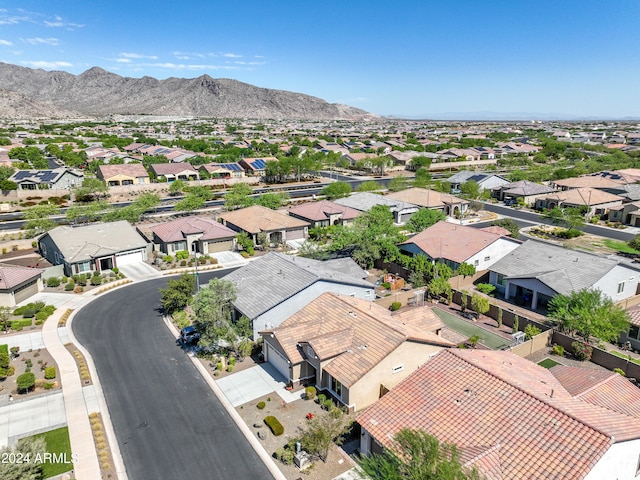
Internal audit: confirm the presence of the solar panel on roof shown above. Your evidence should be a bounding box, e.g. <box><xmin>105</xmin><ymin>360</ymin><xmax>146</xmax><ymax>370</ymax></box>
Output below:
<box><xmin>252</xmin><ymin>159</ymin><xmax>266</xmax><ymax>169</ymax></box>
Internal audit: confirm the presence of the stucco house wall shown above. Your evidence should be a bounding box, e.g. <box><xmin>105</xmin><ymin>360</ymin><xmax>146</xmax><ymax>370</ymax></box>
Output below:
<box><xmin>583</xmin><ymin>439</ymin><xmax>640</xmax><ymax>480</ymax></box>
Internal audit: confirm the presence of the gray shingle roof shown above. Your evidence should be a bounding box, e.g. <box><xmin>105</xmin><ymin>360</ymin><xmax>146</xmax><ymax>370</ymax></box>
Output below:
<box><xmin>489</xmin><ymin>240</ymin><xmax>633</xmax><ymax>294</ymax></box>
<box><xmin>223</xmin><ymin>252</ymin><xmax>372</xmax><ymax>319</ymax></box>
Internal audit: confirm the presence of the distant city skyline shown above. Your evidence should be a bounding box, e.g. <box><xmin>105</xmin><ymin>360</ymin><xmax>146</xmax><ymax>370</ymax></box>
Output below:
<box><xmin>0</xmin><ymin>1</ymin><xmax>638</xmax><ymax>119</ymax></box>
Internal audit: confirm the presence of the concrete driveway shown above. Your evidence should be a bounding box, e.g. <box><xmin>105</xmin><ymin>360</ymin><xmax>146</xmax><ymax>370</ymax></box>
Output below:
<box><xmin>117</xmin><ymin>262</ymin><xmax>161</xmax><ymax>282</ymax></box>
<box><xmin>216</xmin><ymin>363</ymin><xmax>303</xmax><ymax>407</ymax></box>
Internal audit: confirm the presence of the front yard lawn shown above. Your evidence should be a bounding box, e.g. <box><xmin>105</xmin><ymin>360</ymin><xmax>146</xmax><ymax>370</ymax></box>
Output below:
<box><xmin>26</xmin><ymin>427</ymin><xmax>73</xmax><ymax>478</ymax></box>
<box><xmin>538</xmin><ymin>358</ymin><xmax>562</xmax><ymax>369</ymax></box>
<box><xmin>603</xmin><ymin>239</ymin><xmax>640</xmax><ymax>255</ymax></box>
<box><xmin>433</xmin><ymin>308</ymin><xmax>511</xmax><ymax>350</ymax></box>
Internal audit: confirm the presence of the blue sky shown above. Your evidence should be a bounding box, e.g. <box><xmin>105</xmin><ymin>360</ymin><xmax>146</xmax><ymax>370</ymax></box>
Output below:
<box><xmin>0</xmin><ymin>1</ymin><xmax>639</xmax><ymax>118</ymax></box>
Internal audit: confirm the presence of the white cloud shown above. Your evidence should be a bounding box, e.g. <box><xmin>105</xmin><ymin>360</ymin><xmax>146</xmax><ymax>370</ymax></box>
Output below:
<box><xmin>222</xmin><ymin>53</ymin><xmax>242</xmax><ymax>58</ymax></box>
<box><xmin>0</xmin><ymin>39</ymin><xmax>12</xmax><ymax>46</ymax></box>
<box><xmin>44</xmin><ymin>15</ymin><xmax>84</xmax><ymax>29</ymax></box>
<box><xmin>25</xmin><ymin>37</ymin><xmax>60</xmax><ymax>46</ymax></box>
<box><xmin>141</xmin><ymin>62</ymin><xmax>240</xmax><ymax>71</ymax></box>
<box><xmin>114</xmin><ymin>58</ymin><xmax>131</xmax><ymax>63</ymax></box>
<box><xmin>120</xmin><ymin>52</ymin><xmax>158</xmax><ymax>60</ymax></box>
<box><xmin>21</xmin><ymin>60</ymin><xmax>72</xmax><ymax>69</ymax></box>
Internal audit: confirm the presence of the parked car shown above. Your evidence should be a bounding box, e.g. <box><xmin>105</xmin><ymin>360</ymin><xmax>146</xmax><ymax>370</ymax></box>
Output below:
<box><xmin>180</xmin><ymin>326</ymin><xmax>200</xmax><ymax>345</ymax></box>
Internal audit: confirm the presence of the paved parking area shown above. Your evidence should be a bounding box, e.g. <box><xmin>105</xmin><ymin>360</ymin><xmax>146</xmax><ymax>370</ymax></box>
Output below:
<box><xmin>215</xmin><ymin>363</ymin><xmax>303</xmax><ymax>407</ymax></box>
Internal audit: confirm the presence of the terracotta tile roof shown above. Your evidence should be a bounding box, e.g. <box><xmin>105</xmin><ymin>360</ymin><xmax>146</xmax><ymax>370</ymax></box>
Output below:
<box><xmin>628</xmin><ymin>306</ymin><xmax>640</xmax><ymax>327</ymax></box>
<box><xmin>539</xmin><ymin>187</ymin><xmax>623</xmax><ymax>206</ymax></box>
<box><xmin>386</xmin><ymin>187</ymin><xmax>468</xmax><ymax>209</ymax></box>
<box><xmin>553</xmin><ymin>176</ymin><xmax>624</xmax><ymax>189</ymax></box>
<box><xmin>149</xmin><ymin>216</ymin><xmax>236</xmax><ymax>243</ymax></box>
<box><xmin>98</xmin><ymin>163</ymin><xmax>148</xmax><ymax>179</ymax></box>
<box><xmin>263</xmin><ymin>292</ymin><xmax>451</xmax><ymax>387</ymax></box>
<box><xmin>149</xmin><ymin>162</ymin><xmax>198</xmax><ymax>175</ymax></box>
<box><xmin>0</xmin><ymin>266</ymin><xmax>42</xmax><ymax>290</ymax></box>
<box><xmin>219</xmin><ymin>205</ymin><xmax>309</xmax><ymax>234</ymax></box>
<box><xmin>288</xmin><ymin>200</ymin><xmax>361</xmax><ymax>222</ymax></box>
<box><xmin>401</xmin><ymin>221</ymin><xmax>509</xmax><ymax>264</ymax></box>
<box><xmin>356</xmin><ymin>349</ymin><xmax>640</xmax><ymax>480</ymax></box>
<box><xmin>479</xmin><ymin>226</ymin><xmax>512</xmax><ymax>236</ymax></box>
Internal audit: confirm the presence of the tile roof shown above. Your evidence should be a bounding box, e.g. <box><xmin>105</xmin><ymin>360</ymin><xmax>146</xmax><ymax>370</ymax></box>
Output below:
<box><xmin>488</xmin><ymin>240</ymin><xmax>635</xmax><ymax>295</ymax></box>
<box><xmin>262</xmin><ymin>292</ymin><xmax>451</xmax><ymax>387</ymax></box>
<box><xmin>149</xmin><ymin>162</ymin><xmax>198</xmax><ymax>176</ymax></box>
<box><xmin>149</xmin><ymin>216</ymin><xmax>236</xmax><ymax>243</ymax></box>
<box><xmin>0</xmin><ymin>266</ymin><xmax>42</xmax><ymax>290</ymax></box>
<box><xmin>98</xmin><ymin>163</ymin><xmax>148</xmax><ymax>179</ymax></box>
<box><xmin>386</xmin><ymin>188</ymin><xmax>467</xmax><ymax>209</ymax></box>
<box><xmin>357</xmin><ymin>349</ymin><xmax>640</xmax><ymax>480</ymax></box>
<box><xmin>219</xmin><ymin>205</ymin><xmax>309</xmax><ymax>234</ymax></box>
<box><xmin>501</xmin><ymin>180</ymin><xmax>556</xmax><ymax>196</ymax></box>
<box><xmin>223</xmin><ymin>252</ymin><xmax>372</xmax><ymax>320</ymax></box>
<box><xmin>401</xmin><ymin>221</ymin><xmax>512</xmax><ymax>264</ymax></box>
<box><xmin>553</xmin><ymin>176</ymin><xmax>625</xmax><ymax>189</ymax></box>
<box><xmin>539</xmin><ymin>187</ymin><xmax>623</xmax><ymax>206</ymax></box>
<box><xmin>334</xmin><ymin>192</ymin><xmax>418</xmax><ymax>213</ymax></box>
<box><xmin>288</xmin><ymin>200</ymin><xmax>361</xmax><ymax>222</ymax></box>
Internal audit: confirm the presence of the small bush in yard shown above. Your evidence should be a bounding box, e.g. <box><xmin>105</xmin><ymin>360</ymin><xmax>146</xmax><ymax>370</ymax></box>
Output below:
<box><xmin>572</xmin><ymin>341</ymin><xmax>593</xmax><ymax>361</ymax></box>
<box><xmin>305</xmin><ymin>386</ymin><xmax>316</xmax><ymax>400</ymax></box>
<box><xmin>389</xmin><ymin>301</ymin><xmax>401</xmax><ymax>311</ymax></box>
<box><xmin>65</xmin><ymin>281</ymin><xmax>75</xmax><ymax>291</ymax></box>
<box><xmin>614</xmin><ymin>368</ymin><xmax>626</xmax><ymax>376</ymax></box>
<box><xmin>316</xmin><ymin>393</ymin><xmax>326</xmax><ymax>404</ymax></box>
<box><xmin>44</xmin><ymin>366</ymin><xmax>57</xmax><ymax>379</ymax></box>
<box><xmin>257</xmin><ymin>401</ymin><xmax>266</xmax><ymax>409</ymax></box>
<box><xmin>264</xmin><ymin>416</ymin><xmax>284</xmax><ymax>436</ymax></box>
<box><xmin>274</xmin><ymin>446</ymin><xmax>295</xmax><ymax>465</ymax></box>
<box><xmin>524</xmin><ymin>324</ymin><xmax>542</xmax><ymax>340</ymax></box>
<box><xmin>46</xmin><ymin>277</ymin><xmax>61</xmax><ymax>287</ymax></box>
<box><xmin>21</xmin><ymin>308</ymin><xmax>36</xmax><ymax>318</ymax></box>
<box><xmin>17</xmin><ymin>372</ymin><xmax>36</xmax><ymax>392</ymax></box>
<box><xmin>552</xmin><ymin>344</ymin><xmax>565</xmax><ymax>357</ymax></box>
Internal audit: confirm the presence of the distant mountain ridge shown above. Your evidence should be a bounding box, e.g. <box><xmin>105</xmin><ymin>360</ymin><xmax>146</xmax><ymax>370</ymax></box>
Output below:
<box><xmin>0</xmin><ymin>62</ymin><xmax>376</xmax><ymax>120</ymax></box>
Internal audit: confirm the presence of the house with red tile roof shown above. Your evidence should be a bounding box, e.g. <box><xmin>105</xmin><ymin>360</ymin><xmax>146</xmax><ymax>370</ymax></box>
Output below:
<box><xmin>534</xmin><ymin>187</ymin><xmax>624</xmax><ymax>216</ymax></box>
<box><xmin>0</xmin><ymin>266</ymin><xmax>43</xmax><ymax>307</ymax></box>
<box><xmin>260</xmin><ymin>292</ymin><xmax>451</xmax><ymax>411</ymax></box>
<box><xmin>357</xmin><ymin>349</ymin><xmax>640</xmax><ymax>480</ymax></box>
<box><xmin>96</xmin><ymin>163</ymin><xmax>150</xmax><ymax>186</ymax></box>
<box><xmin>149</xmin><ymin>162</ymin><xmax>199</xmax><ymax>182</ymax></box>
<box><xmin>145</xmin><ymin>216</ymin><xmax>236</xmax><ymax>255</ymax></box>
<box><xmin>386</xmin><ymin>187</ymin><xmax>470</xmax><ymax>217</ymax></box>
<box><xmin>287</xmin><ymin>200</ymin><xmax>361</xmax><ymax>228</ymax></box>
<box><xmin>400</xmin><ymin>221</ymin><xmax>520</xmax><ymax>271</ymax></box>
<box><xmin>219</xmin><ymin>205</ymin><xmax>309</xmax><ymax>245</ymax></box>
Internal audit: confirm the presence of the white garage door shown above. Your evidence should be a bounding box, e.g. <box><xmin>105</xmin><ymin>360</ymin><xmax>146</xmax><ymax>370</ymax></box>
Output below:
<box><xmin>266</xmin><ymin>343</ymin><xmax>290</xmax><ymax>380</ymax></box>
<box><xmin>14</xmin><ymin>280</ymin><xmax>39</xmax><ymax>305</ymax></box>
<box><xmin>115</xmin><ymin>249</ymin><xmax>145</xmax><ymax>266</ymax></box>
<box><xmin>286</xmin><ymin>228</ymin><xmax>305</xmax><ymax>240</ymax></box>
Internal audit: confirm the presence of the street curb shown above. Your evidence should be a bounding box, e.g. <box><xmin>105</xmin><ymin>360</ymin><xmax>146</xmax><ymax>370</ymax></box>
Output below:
<box><xmin>163</xmin><ymin>316</ymin><xmax>287</xmax><ymax>480</ymax></box>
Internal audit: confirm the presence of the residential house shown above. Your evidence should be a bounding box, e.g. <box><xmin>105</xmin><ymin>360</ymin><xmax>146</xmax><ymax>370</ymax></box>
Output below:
<box><xmin>97</xmin><ymin>164</ymin><xmax>150</xmax><ymax>186</ymax></box>
<box><xmin>287</xmin><ymin>200</ymin><xmax>361</xmax><ymax>228</ymax></box>
<box><xmin>0</xmin><ymin>266</ymin><xmax>43</xmax><ymax>307</ymax></box>
<box><xmin>219</xmin><ymin>205</ymin><xmax>309</xmax><ymax>245</ymax></box>
<box><xmin>495</xmin><ymin>142</ymin><xmax>542</xmax><ymax>156</ymax></box>
<box><xmin>608</xmin><ymin>201</ymin><xmax>640</xmax><ymax>226</ymax></box>
<box><xmin>621</xmin><ymin>306</ymin><xmax>640</xmax><ymax>351</ymax></box>
<box><xmin>223</xmin><ymin>253</ymin><xmax>374</xmax><ymax>339</ymax></box>
<box><xmin>340</xmin><ymin>152</ymin><xmax>382</xmax><ymax>168</ymax></box>
<box><xmin>492</xmin><ymin>180</ymin><xmax>557</xmax><ymax>205</ymax></box>
<box><xmin>400</xmin><ymin>221</ymin><xmax>520</xmax><ymax>271</ymax></box>
<box><xmin>199</xmin><ymin>162</ymin><xmax>245</xmax><ymax>178</ymax></box>
<box><xmin>149</xmin><ymin>163</ymin><xmax>199</xmax><ymax>182</ymax></box>
<box><xmin>488</xmin><ymin>240</ymin><xmax>640</xmax><ymax>310</ymax></box>
<box><xmin>386</xmin><ymin>188</ymin><xmax>470</xmax><ymax>217</ymax></box>
<box><xmin>239</xmin><ymin>157</ymin><xmax>277</xmax><ymax>176</ymax></box>
<box><xmin>444</xmin><ymin>170</ymin><xmax>510</xmax><ymax>193</ymax></box>
<box><xmin>9</xmin><ymin>168</ymin><xmax>84</xmax><ymax>190</ymax></box>
<box><xmin>38</xmin><ymin>220</ymin><xmax>150</xmax><ymax>276</ymax></box>
<box><xmin>260</xmin><ymin>292</ymin><xmax>451</xmax><ymax>411</ymax></box>
<box><xmin>334</xmin><ymin>192</ymin><xmax>419</xmax><ymax>224</ymax></box>
<box><xmin>146</xmin><ymin>216</ymin><xmax>236</xmax><ymax>255</ymax></box>
<box><xmin>357</xmin><ymin>349</ymin><xmax>640</xmax><ymax>480</ymax></box>
<box><xmin>534</xmin><ymin>187</ymin><xmax>624</xmax><ymax>216</ymax></box>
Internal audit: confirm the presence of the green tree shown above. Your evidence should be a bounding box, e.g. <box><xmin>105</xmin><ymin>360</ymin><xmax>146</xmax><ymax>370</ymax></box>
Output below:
<box><xmin>470</xmin><ymin>293</ymin><xmax>490</xmax><ymax>316</ymax></box>
<box><xmin>73</xmin><ymin>177</ymin><xmax>108</xmax><ymax>202</ymax></box>
<box><xmin>628</xmin><ymin>234</ymin><xmax>640</xmax><ymax>252</ymax></box>
<box><xmin>548</xmin><ymin>288</ymin><xmax>630</xmax><ymax>342</ymax></box>
<box><xmin>224</xmin><ymin>183</ymin><xmax>255</xmax><ymax>211</ymax></box>
<box><xmin>23</xmin><ymin>203</ymin><xmax>59</xmax><ymax>236</ymax></box>
<box><xmin>0</xmin><ymin>436</ymin><xmax>46</xmax><ymax>480</ymax></box>
<box><xmin>0</xmin><ymin>306</ymin><xmax>11</xmax><ymax>332</ymax></box>
<box><xmin>457</xmin><ymin>262</ymin><xmax>476</xmax><ymax>278</ymax></box>
<box><xmin>299</xmin><ymin>410</ymin><xmax>350</xmax><ymax>462</ymax></box>
<box><xmin>388</xmin><ymin>176</ymin><xmax>410</xmax><ymax>192</ymax></box>
<box><xmin>255</xmin><ymin>191</ymin><xmax>289</xmax><ymax>210</ymax></box>
<box><xmin>192</xmin><ymin>278</ymin><xmax>240</xmax><ymax>350</ymax></box>
<box><xmin>169</xmin><ymin>179</ymin><xmax>186</xmax><ymax>196</ymax></box>
<box><xmin>490</xmin><ymin>218</ymin><xmax>520</xmax><ymax>239</ymax></box>
<box><xmin>410</xmin><ymin>156</ymin><xmax>432</xmax><ymax>171</ymax></box>
<box><xmin>427</xmin><ymin>276</ymin><xmax>451</xmax><ymax>299</ymax></box>
<box><xmin>0</xmin><ymin>165</ymin><xmax>15</xmax><ymax>182</ymax></box>
<box><xmin>413</xmin><ymin>168</ymin><xmax>432</xmax><ymax>189</ymax></box>
<box><xmin>460</xmin><ymin>180</ymin><xmax>481</xmax><ymax>199</ymax></box>
<box><xmin>356</xmin><ymin>180</ymin><xmax>384</xmax><ymax>192</ymax></box>
<box><xmin>236</xmin><ymin>232</ymin><xmax>255</xmax><ymax>255</ymax></box>
<box><xmin>174</xmin><ymin>193</ymin><xmax>205</xmax><ymax>212</ymax></box>
<box><xmin>66</xmin><ymin>200</ymin><xmax>109</xmax><ymax>224</ymax></box>
<box><xmin>321</xmin><ymin>181</ymin><xmax>351</xmax><ymax>200</ymax></box>
<box><xmin>543</xmin><ymin>206</ymin><xmax>585</xmax><ymax>234</ymax></box>
<box><xmin>358</xmin><ymin>429</ymin><xmax>483</xmax><ymax>480</ymax></box>
<box><xmin>160</xmin><ymin>274</ymin><xmax>196</xmax><ymax>314</ymax></box>
<box><xmin>407</xmin><ymin>209</ymin><xmax>446</xmax><ymax>232</ymax></box>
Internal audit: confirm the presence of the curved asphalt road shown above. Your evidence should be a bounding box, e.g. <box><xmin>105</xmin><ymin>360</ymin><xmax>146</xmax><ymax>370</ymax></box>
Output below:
<box><xmin>72</xmin><ymin>272</ymin><xmax>274</xmax><ymax>480</ymax></box>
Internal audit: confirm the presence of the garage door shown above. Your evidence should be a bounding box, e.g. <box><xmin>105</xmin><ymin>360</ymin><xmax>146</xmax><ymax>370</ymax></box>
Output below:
<box><xmin>14</xmin><ymin>280</ymin><xmax>39</xmax><ymax>305</ymax></box>
<box><xmin>115</xmin><ymin>249</ymin><xmax>145</xmax><ymax>266</ymax></box>
<box><xmin>286</xmin><ymin>228</ymin><xmax>305</xmax><ymax>240</ymax></box>
<box><xmin>206</xmin><ymin>239</ymin><xmax>234</xmax><ymax>254</ymax></box>
<box><xmin>266</xmin><ymin>343</ymin><xmax>290</xmax><ymax>380</ymax></box>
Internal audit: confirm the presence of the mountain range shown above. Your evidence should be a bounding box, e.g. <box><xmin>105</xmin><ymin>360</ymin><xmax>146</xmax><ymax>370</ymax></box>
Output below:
<box><xmin>0</xmin><ymin>62</ymin><xmax>376</xmax><ymax>121</ymax></box>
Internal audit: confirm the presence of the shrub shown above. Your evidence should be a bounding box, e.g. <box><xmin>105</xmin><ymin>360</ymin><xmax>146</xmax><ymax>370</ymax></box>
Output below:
<box><xmin>226</xmin><ymin>365</ymin><xmax>233</xmax><ymax>373</ymax></box>
<box><xmin>614</xmin><ymin>368</ymin><xmax>626</xmax><ymax>376</ymax></box>
<box><xmin>524</xmin><ymin>324</ymin><xmax>542</xmax><ymax>340</ymax></box>
<box><xmin>21</xmin><ymin>308</ymin><xmax>36</xmax><ymax>318</ymax></box>
<box><xmin>35</xmin><ymin>311</ymin><xmax>49</xmax><ymax>323</ymax></box>
<box><xmin>571</xmin><ymin>341</ymin><xmax>593</xmax><ymax>361</ymax></box>
<box><xmin>44</xmin><ymin>382</ymin><xmax>55</xmax><ymax>389</ymax></box>
<box><xmin>316</xmin><ymin>393</ymin><xmax>326</xmax><ymax>405</ymax></box>
<box><xmin>274</xmin><ymin>446</ymin><xmax>295</xmax><ymax>465</ymax></box>
<box><xmin>112</xmin><ymin>267</ymin><xmax>119</xmax><ymax>275</ymax></box>
<box><xmin>381</xmin><ymin>282</ymin><xmax>391</xmax><ymax>290</ymax></box>
<box><xmin>180</xmin><ymin>260</ymin><xmax>187</xmax><ymax>267</ymax></box>
<box><xmin>322</xmin><ymin>398</ymin><xmax>334</xmax><ymax>411</ymax></box>
<box><xmin>6</xmin><ymin>365</ymin><xmax>15</xmax><ymax>376</ymax></box>
<box><xmin>17</xmin><ymin>372</ymin><xmax>36</xmax><ymax>392</ymax></box>
<box><xmin>163</xmin><ymin>255</ymin><xmax>174</xmax><ymax>263</ymax></box>
<box><xmin>389</xmin><ymin>301</ymin><xmax>401</xmax><ymax>311</ymax></box>
<box><xmin>73</xmin><ymin>285</ymin><xmax>84</xmax><ymax>294</ymax></box>
<box><xmin>44</xmin><ymin>366</ymin><xmax>57</xmax><ymax>379</ymax></box>
<box><xmin>175</xmin><ymin>250</ymin><xmax>189</xmax><ymax>261</ymax></box>
<box><xmin>264</xmin><ymin>416</ymin><xmax>284</xmax><ymax>436</ymax></box>
<box><xmin>552</xmin><ymin>344</ymin><xmax>565</xmax><ymax>357</ymax></box>
<box><xmin>65</xmin><ymin>281</ymin><xmax>75</xmax><ymax>291</ymax></box>
<box><xmin>257</xmin><ymin>401</ymin><xmax>266</xmax><ymax>409</ymax></box>
<box><xmin>476</xmin><ymin>283</ymin><xmax>496</xmax><ymax>295</ymax></box>
<box><xmin>0</xmin><ymin>351</ymin><xmax>9</xmax><ymax>369</ymax></box>
<box><xmin>305</xmin><ymin>386</ymin><xmax>317</xmax><ymax>400</ymax></box>
<box><xmin>173</xmin><ymin>310</ymin><xmax>190</xmax><ymax>329</ymax></box>
<box><xmin>90</xmin><ymin>275</ymin><xmax>102</xmax><ymax>286</ymax></box>
<box><xmin>240</xmin><ymin>251</ymin><xmax>249</xmax><ymax>258</ymax></box>
<box><xmin>10</xmin><ymin>346</ymin><xmax>19</xmax><ymax>357</ymax></box>
<box><xmin>46</xmin><ymin>277</ymin><xmax>61</xmax><ymax>287</ymax></box>
<box><xmin>228</xmin><ymin>357</ymin><xmax>237</xmax><ymax>366</ymax></box>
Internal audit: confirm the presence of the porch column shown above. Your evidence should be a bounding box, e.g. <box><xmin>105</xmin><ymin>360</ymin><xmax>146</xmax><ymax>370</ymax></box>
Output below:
<box><xmin>531</xmin><ymin>291</ymin><xmax>539</xmax><ymax>310</ymax></box>
<box><xmin>504</xmin><ymin>281</ymin><xmax>511</xmax><ymax>300</ymax></box>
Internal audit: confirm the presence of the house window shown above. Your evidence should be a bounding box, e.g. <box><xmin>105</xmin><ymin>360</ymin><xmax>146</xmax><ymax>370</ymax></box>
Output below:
<box><xmin>496</xmin><ymin>274</ymin><xmax>507</xmax><ymax>287</ymax></box>
<box><xmin>365</xmin><ymin>290</ymin><xmax>371</xmax><ymax>297</ymax></box>
<box><xmin>618</xmin><ymin>281</ymin><xmax>625</xmax><ymax>294</ymax></box>
<box><xmin>474</xmin><ymin>259</ymin><xmax>479</xmax><ymax>266</ymax></box>
<box><xmin>331</xmin><ymin>377</ymin><xmax>342</xmax><ymax>398</ymax></box>
<box><xmin>392</xmin><ymin>364</ymin><xmax>404</xmax><ymax>374</ymax></box>
<box><xmin>629</xmin><ymin>325</ymin><xmax>640</xmax><ymax>341</ymax></box>
<box><xmin>484</xmin><ymin>256</ymin><xmax>490</xmax><ymax>261</ymax></box>
<box><xmin>77</xmin><ymin>261</ymin><xmax>91</xmax><ymax>273</ymax></box>
<box><xmin>173</xmin><ymin>241</ymin><xmax>187</xmax><ymax>252</ymax></box>
<box><xmin>54</xmin><ymin>252</ymin><xmax>60</xmax><ymax>264</ymax></box>
<box><xmin>40</xmin><ymin>243</ymin><xmax>47</xmax><ymax>256</ymax></box>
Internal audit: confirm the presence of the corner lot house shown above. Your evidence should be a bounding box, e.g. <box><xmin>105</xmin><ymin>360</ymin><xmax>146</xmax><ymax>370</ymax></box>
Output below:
<box><xmin>0</xmin><ymin>266</ymin><xmax>43</xmax><ymax>307</ymax></box>
<box><xmin>223</xmin><ymin>252</ymin><xmax>373</xmax><ymax>339</ymax></box>
<box><xmin>38</xmin><ymin>220</ymin><xmax>149</xmax><ymax>276</ymax></box>
<box><xmin>219</xmin><ymin>205</ymin><xmax>309</xmax><ymax>245</ymax></box>
<box><xmin>97</xmin><ymin>164</ymin><xmax>150</xmax><ymax>186</ymax></box>
<box><xmin>357</xmin><ymin>349</ymin><xmax>640</xmax><ymax>480</ymax></box>
<box><xmin>9</xmin><ymin>168</ymin><xmax>84</xmax><ymax>190</ymax></box>
<box><xmin>260</xmin><ymin>292</ymin><xmax>451</xmax><ymax>411</ymax></box>
<box><xmin>400</xmin><ymin>221</ymin><xmax>520</xmax><ymax>271</ymax></box>
<box><xmin>147</xmin><ymin>216</ymin><xmax>236</xmax><ymax>255</ymax></box>
<box><xmin>287</xmin><ymin>200</ymin><xmax>361</xmax><ymax>228</ymax></box>
<box><xmin>489</xmin><ymin>240</ymin><xmax>640</xmax><ymax>310</ymax></box>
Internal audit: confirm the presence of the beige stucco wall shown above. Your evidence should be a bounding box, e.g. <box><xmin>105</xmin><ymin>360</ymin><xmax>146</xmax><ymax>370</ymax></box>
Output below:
<box><xmin>347</xmin><ymin>341</ymin><xmax>444</xmax><ymax>412</ymax></box>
